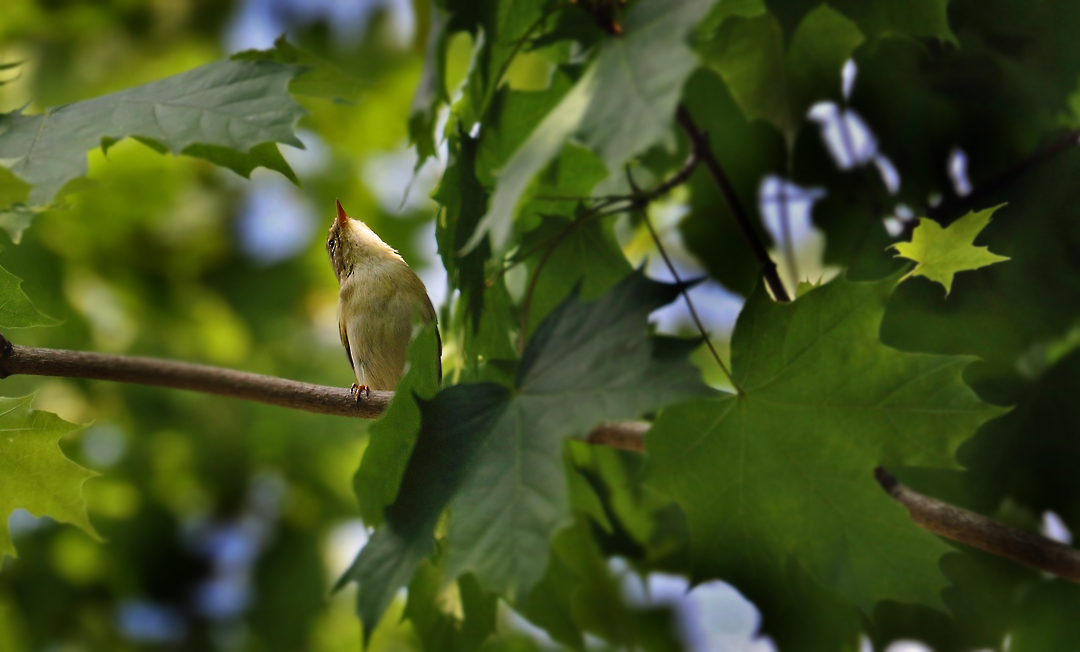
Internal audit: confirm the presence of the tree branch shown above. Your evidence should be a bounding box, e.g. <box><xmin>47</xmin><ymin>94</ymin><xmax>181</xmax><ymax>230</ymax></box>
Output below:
<box><xmin>675</xmin><ymin>106</ymin><xmax>791</xmax><ymax>302</ymax></box>
<box><xmin>3</xmin><ymin>334</ymin><xmax>1078</xmax><ymax>584</ymax></box>
<box><xmin>875</xmin><ymin>468</ymin><xmax>1080</xmax><ymax>583</ymax></box>
<box><xmin>0</xmin><ymin>337</ymin><xmax>390</xmax><ymax>419</ymax></box>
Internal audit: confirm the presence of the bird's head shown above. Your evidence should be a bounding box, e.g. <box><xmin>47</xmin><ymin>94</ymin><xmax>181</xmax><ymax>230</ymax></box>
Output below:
<box><xmin>327</xmin><ymin>200</ymin><xmax>403</xmax><ymax>282</ymax></box>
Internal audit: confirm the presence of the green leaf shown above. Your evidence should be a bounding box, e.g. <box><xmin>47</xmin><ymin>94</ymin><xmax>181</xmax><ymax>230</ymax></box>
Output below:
<box><xmin>233</xmin><ymin>35</ymin><xmax>369</xmax><ymax>103</ymax></box>
<box><xmin>353</xmin><ymin>324</ymin><xmax>442</xmax><ymax>527</ymax></box>
<box><xmin>0</xmin><ymin>262</ymin><xmax>58</xmax><ymax>328</ymax></box>
<box><xmin>466</xmin><ymin>0</ymin><xmax>719</xmax><ymax>254</ymax></box>
<box><xmin>409</xmin><ymin>4</ymin><xmax>451</xmax><ymax>163</ymax></box>
<box><xmin>892</xmin><ymin>205</ymin><xmax>1010</xmax><ymax>295</ymax></box>
<box><xmin>959</xmin><ymin>350</ymin><xmax>1080</xmax><ymax>533</ymax></box>
<box><xmin>451</xmin><ymin>0</ymin><xmax>550</xmax><ymax>125</ymax></box>
<box><xmin>435</xmin><ymin>132</ymin><xmax>490</xmax><ymax>325</ymax></box>
<box><xmin>340</xmin><ymin>271</ymin><xmax>711</xmax><ymax>633</ymax></box>
<box><xmin>405</xmin><ymin>550</ymin><xmax>498</xmax><ymax>652</ymax></box>
<box><xmin>182</xmin><ymin>141</ymin><xmax>300</xmax><ymax>186</ymax></box>
<box><xmin>646</xmin><ymin>275</ymin><xmax>1006</xmax><ymax>612</ymax></box>
<box><xmin>0</xmin><ymin>60</ymin><xmax>304</xmax><ymax>210</ymax></box>
<box><xmin>1010</xmin><ymin>581</ymin><xmax>1080</xmax><ymax>651</ymax></box>
<box><xmin>519</xmin><ymin>211</ymin><xmax>631</xmax><ymax>337</ymax></box>
<box><xmin>0</xmin><ymin>396</ymin><xmax>97</xmax><ymax>560</ymax></box>
<box><xmin>699</xmin><ymin>5</ymin><xmax>864</xmax><ymax>146</ymax></box>
<box><xmin>770</xmin><ymin>0</ymin><xmax>954</xmax><ymax>44</ymax></box>
<box><xmin>833</xmin><ymin>0</ymin><xmax>954</xmax><ymax>43</ymax></box>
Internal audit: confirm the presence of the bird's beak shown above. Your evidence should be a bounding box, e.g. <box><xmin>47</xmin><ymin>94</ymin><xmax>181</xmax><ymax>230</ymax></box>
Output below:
<box><xmin>335</xmin><ymin>199</ymin><xmax>349</xmax><ymax>227</ymax></box>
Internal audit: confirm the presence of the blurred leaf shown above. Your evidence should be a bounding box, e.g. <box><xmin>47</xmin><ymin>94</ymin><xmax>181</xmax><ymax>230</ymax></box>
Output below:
<box><xmin>530</xmin><ymin>518</ymin><xmax>683</xmax><ymax>651</ymax></box>
<box><xmin>340</xmin><ymin>271</ymin><xmax>710</xmax><ymax>634</ymax></box>
<box><xmin>770</xmin><ymin>0</ymin><xmax>954</xmax><ymax>43</ymax></box>
<box><xmin>646</xmin><ymin>275</ymin><xmax>1005</xmax><ymax>612</ymax></box>
<box><xmin>410</xmin><ymin>4</ymin><xmax>451</xmax><ymax>162</ymax></box>
<box><xmin>233</xmin><ymin>35</ymin><xmax>369</xmax><ymax>103</ymax></box>
<box><xmin>435</xmin><ymin>132</ymin><xmax>489</xmax><ymax>323</ymax></box>
<box><xmin>893</xmin><ymin>205</ymin><xmax>1009</xmax><ymax>295</ymax></box>
<box><xmin>451</xmin><ymin>0</ymin><xmax>550</xmax><ymax>125</ymax></box>
<box><xmin>700</xmin><ymin>5</ymin><xmax>863</xmax><ymax>146</ymax></box>
<box><xmin>959</xmin><ymin>350</ymin><xmax>1080</xmax><ymax>533</ymax></box>
<box><xmin>467</xmin><ymin>0</ymin><xmax>719</xmax><ymax>254</ymax></box>
<box><xmin>0</xmin><ymin>397</ymin><xmax>96</xmax><ymax>560</ymax></box>
<box><xmin>1010</xmin><ymin>581</ymin><xmax>1080</xmax><ymax>652</ymax></box>
<box><xmin>0</xmin><ymin>262</ymin><xmax>57</xmax><ymax>327</ymax></box>
<box><xmin>519</xmin><ymin>210</ymin><xmax>630</xmax><ymax>337</ymax></box>
<box><xmin>0</xmin><ymin>60</ymin><xmax>304</xmax><ymax>209</ymax></box>
<box><xmin>0</xmin><ymin>168</ymin><xmax>33</xmax><ymax>244</ymax></box>
<box><xmin>354</xmin><ymin>324</ymin><xmax>442</xmax><ymax>527</ymax></box>
<box><xmin>406</xmin><ymin>557</ymin><xmax>498</xmax><ymax>652</ymax></box>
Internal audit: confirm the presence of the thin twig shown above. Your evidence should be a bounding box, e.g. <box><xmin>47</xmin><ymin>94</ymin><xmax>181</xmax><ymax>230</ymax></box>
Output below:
<box><xmin>3</xmin><ymin>334</ymin><xmax>1079</xmax><ymax>584</ymax></box>
<box><xmin>513</xmin><ymin>155</ymin><xmax>701</xmax><ymax>353</ymax></box>
<box><xmin>914</xmin><ymin>127</ymin><xmax>1080</xmax><ymax>234</ymax></box>
<box><xmin>675</xmin><ymin>106</ymin><xmax>791</xmax><ymax>302</ymax></box>
<box><xmin>508</xmin><ymin>152</ymin><xmax>699</xmax><ymax>286</ymax></box>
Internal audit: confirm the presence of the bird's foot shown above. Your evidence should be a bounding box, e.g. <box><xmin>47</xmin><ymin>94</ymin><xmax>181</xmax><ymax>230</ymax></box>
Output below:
<box><xmin>350</xmin><ymin>383</ymin><xmax>371</xmax><ymax>404</ymax></box>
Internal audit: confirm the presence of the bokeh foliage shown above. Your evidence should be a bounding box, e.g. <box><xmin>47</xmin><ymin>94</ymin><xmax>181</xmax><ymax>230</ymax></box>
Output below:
<box><xmin>3</xmin><ymin>0</ymin><xmax>1080</xmax><ymax>650</ymax></box>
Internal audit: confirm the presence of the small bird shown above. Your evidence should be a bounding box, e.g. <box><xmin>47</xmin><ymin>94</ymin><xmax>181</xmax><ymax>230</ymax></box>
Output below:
<box><xmin>326</xmin><ymin>200</ymin><xmax>441</xmax><ymax>394</ymax></box>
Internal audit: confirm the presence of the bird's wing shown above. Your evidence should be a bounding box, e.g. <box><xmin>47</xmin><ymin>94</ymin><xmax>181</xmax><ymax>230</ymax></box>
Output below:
<box><xmin>421</xmin><ymin>292</ymin><xmax>443</xmax><ymax>386</ymax></box>
<box><xmin>339</xmin><ymin>320</ymin><xmax>355</xmax><ymax>374</ymax></box>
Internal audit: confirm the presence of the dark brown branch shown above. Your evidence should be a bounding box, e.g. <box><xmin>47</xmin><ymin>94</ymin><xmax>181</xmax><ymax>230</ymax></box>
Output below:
<box><xmin>0</xmin><ymin>338</ymin><xmax>390</xmax><ymax>419</ymax></box>
<box><xmin>4</xmin><ymin>335</ymin><xmax>1078</xmax><ymax>584</ymax></box>
<box><xmin>927</xmin><ymin>128</ymin><xmax>1080</xmax><ymax>224</ymax></box>
<box><xmin>875</xmin><ymin>468</ymin><xmax>1080</xmax><ymax>583</ymax></box>
<box><xmin>675</xmin><ymin>106</ymin><xmax>791</xmax><ymax>302</ymax></box>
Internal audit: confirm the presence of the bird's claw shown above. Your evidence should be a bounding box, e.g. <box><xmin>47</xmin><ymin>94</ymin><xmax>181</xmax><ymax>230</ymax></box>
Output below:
<box><xmin>350</xmin><ymin>383</ymin><xmax>371</xmax><ymax>405</ymax></box>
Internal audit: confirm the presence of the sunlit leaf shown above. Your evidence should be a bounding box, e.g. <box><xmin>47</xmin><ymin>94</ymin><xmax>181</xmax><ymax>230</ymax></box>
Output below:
<box><xmin>0</xmin><ymin>263</ymin><xmax>57</xmax><ymax>328</ymax></box>
<box><xmin>0</xmin><ymin>397</ymin><xmax>96</xmax><ymax>560</ymax></box>
<box><xmin>892</xmin><ymin>205</ymin><xmax>1010</xmax><ymax>295</ymax></box>
<box><xmin>466</xmin><ymin>0</ymin><xmax>718</xmax><ymax>254</ymax></box>
<box><xmin>0</xmin><ymin>60</ymin><xmax>304</xmax><ymax>211</ymax></box>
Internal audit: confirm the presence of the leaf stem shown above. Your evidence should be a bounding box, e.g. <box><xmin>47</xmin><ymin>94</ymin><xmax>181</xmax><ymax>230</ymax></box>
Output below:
<box><xmin>638</xmin><ymin>206</ymin><xmax>738</xmax><ymax>392</ymax></box>
<box><xmin>675</xmin><ymin>105</ymin><xmax>791</xmax><ymax>302</ymax></box>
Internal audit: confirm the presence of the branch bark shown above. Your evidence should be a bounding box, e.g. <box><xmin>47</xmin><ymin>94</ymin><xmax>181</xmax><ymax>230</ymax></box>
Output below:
<box><xmin>675</xmin><ymin>106</ymin><xmax>791</xmax><ymax>302</ymax></box>
<box><xmin>875</xmin><ymin>468</ymin><xmax>1080</xmax><ymax>583</ymax></box>
<box><xmin>0</xmin><ymin>337</ymin><xmax>390</xmax><ymax>419</ymax></box>
<box><xmin>3</xmin><ymin>334</ymin><xmax>1079</xmax><ymax>585</ymax></box>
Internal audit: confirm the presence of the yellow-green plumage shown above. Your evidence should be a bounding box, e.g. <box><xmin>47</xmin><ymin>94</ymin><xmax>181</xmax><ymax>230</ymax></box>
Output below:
<box><xmin>327</xmin><ymin>201</ymin><xmax>441</xmax><ymax>391</ymax></box>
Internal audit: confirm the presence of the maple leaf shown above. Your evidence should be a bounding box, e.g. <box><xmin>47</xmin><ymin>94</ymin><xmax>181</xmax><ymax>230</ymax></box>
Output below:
<box><xmin>892</xmin><ymin>205</ymin><xmax>1010</xmax><ymax>295</ymax></box>
<box><xmin>646</xmin><ymin>275</ymin><xmax>1006</xmax><ymax>611</ymax></box>
<box><xmin>0</xmin><ymin>396</ymin><xmax>97</xmax><ymax>559</ymax></box>
<box><xmin>338</xmin><ymin>271</ymin><xmax>711</xmax><ymax>639</ymax></box>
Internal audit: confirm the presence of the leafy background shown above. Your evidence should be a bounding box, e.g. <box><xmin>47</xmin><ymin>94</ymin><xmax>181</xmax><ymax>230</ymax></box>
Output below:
<box><xmin>2</xmin><ymin>0</ymin><xmax>1080</xmax><ymax>650</ymax></box>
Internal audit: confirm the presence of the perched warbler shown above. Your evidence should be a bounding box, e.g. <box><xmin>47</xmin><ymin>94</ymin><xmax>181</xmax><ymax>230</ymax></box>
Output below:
<box><xmin>326</xmin><ymin>200</ymin><xmax>441</xmax><ymax>394</ymax></box>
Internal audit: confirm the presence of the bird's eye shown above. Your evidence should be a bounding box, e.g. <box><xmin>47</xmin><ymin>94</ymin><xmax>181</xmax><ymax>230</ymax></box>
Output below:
<box><xmin>328</xmin><ymin>239</ymin><xmax>336</xmax><ymax>252</ymax></box>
